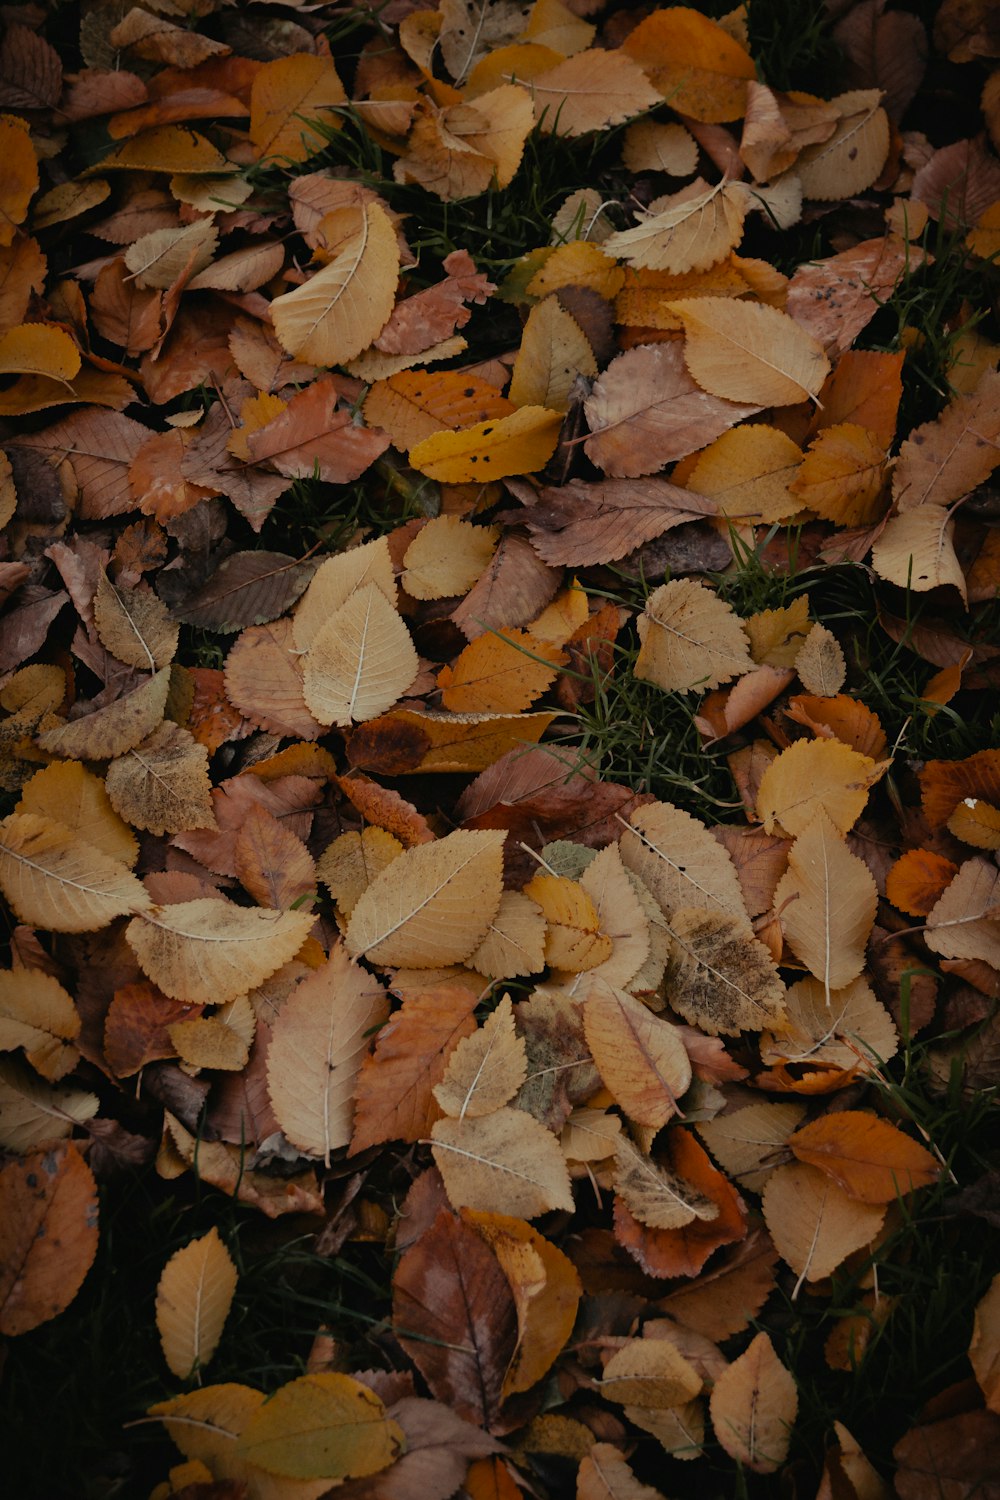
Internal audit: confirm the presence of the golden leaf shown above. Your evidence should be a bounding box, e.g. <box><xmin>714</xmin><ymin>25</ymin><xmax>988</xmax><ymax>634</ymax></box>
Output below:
<box><xmin>508</xmin><ymin>295</ymin><xmax>597</xmax><ymax>411</ymax></box>
<box><xmin>0</xmin><ymin>970</ymin><xmax>79</xmax><ymax>1082</ymax></box>
<box><xmin>271</xmin><ymin>203</ymin><xmax>399</xmax><ymax>367</ymax></box>
<box><xmin>796</xmin><ymin>91</ymin><xmax>889</xmax><ymax>201</ymax></box>
<box><xmin>605</xmin><ymin>180</ymin><xmax>749</xmax><ymax>275</ymax></box>
<box><xmin>528</xmin><ymin>48</ymin><xmax>661</xmax><ymax>135</ymax></box>
<box><xmin>292</xmin><ymin>537</ymin><xmax>396</xmax><ymax>652</ymax></box>
<box><xmin>249</xmin><ymin>54</ymin><xmax>347</xmax><ymax>163</ymax></box>
<box><xmin>635</xmin><ymin>578</ymin><xmax>753</xmax><ymax>694</ymax></box>
<box><xmin>760</xmin><ymin>975</ymin><xmax>897</xmax><ymax>1073</ymax></box>
<box><xmin>344</xmin><ymin>827</ymin><xmax>506</xmax><ymax>968</ymax></box>
<box><xmin>303</xmin><ymin>584</ymin><xmax>419</xmax><ymax>728</ymax></box>
<box><xmin>431</xmin><ymin>1105</ymin><xmax>575</xmax><ymax>1216</ymax></box>
<box><xmin>470</xmin><ymin>889</ymin><xmax>547</xmax><ymax>980</ymax></box>
<box><xmin>0</xmin><ymin>812</ymin><xmax>150</xmax><ymax>933</ymax></box>
<box><xmin>620</xmin><ymin>800</ymin><xmax>751</xmax><ymax>929</ymax></box>
<box><xmin>523</xmin><ymin>872</ymin><xmax>614</xmax><ymax>972</ymax></box>
<box><xmin>757</xmin><ymin>738</ymin><xmax>878</xmax><ymax>836</ymax></box>
<box><xmin>17</xmin><ymin>761</ymin><xmax>138</xmax><ymax>868</ymax></box>
<box><xmin>773</xmin><ymin>810</ymin><xmax>877</xmax><ymax>996</ymax></box>
<box><xmin>402</xmin><ymin>516</ymin><xmax>500</xmax><ymax>600</ymax></box>
<box><xmin>870</xmin><ymin>506</ymin><xmax>967</xmax><ymax>601</ymax></box>
<box><xmin>613</xmin><ymin>1134</ymin><xmax>719</xmax><ymax>1231</ymax></box>
<box><xmin>433</xmin><ymin>995</ymin><xmax>528</xmax><ymax>1119</ymax></box>
<box><xmin>0</xmin><ymin>324</ymin><xmax>80</xmax><ymax>382</ymax></box>
<box><xmin>790</xmin><ymin>422</ymin><xmax>887</xmax><ymax>527</ymax></box>
<box><xmin>234</xmin><ymin>1372</ymin><xmax>404</xmax><ymax>1480</ymax></box>
<box><xmin>126</xmin><ymin>900</ymin><xmax>315</xmax><ymax>1006</ymax></box>
<box><xmin>583</xmin><ymin>988</ymin><xmax>691</xmax><ymax>1129</ymax></box>
<box><xmin>621</xmin><ymin>7</ymin><xmax>756</xmax><ymax>123</ymax></box>
<box><xmin>408</xmin><ymin>405</ymin><xmax>563</xmax><ymax>482</ymax></box>
<box><xmin>266</xmin><ymin>946</ymin><xmax>389</xmax><ymax>1165</ymax></box>
<box><xmin>708</xmin><ymin>1333</ymin><xmax>797</xmax><ymax>1472</ymax></box>
<box><xmin>669</xmin><ymin>297</ymin><xmax>830</xmax><ymax>406</ymax></box>
<box><xmin>762</xmin><ymin>1161</ymin><xmax>885</xmax><ymax>1291</ymax></box>
<box><xmin>601</xmin><ymin>1335</ymin><xmax>702</xmax><ymax>1409</ymax></box>
<box><xmin>156</xmin><ymin>1227</ymin><xmax>238</xmax><ymax>1380</ymax></box>
<box><xmin>686</xmin><ymin>424</ymin><xmax>804</xmax><ymax>524</ymax></box>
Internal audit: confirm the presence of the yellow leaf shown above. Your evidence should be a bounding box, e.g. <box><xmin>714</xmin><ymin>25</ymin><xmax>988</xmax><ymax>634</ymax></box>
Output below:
<box><xmin>293</xmin><ymin>537</ymin><xmax>396</xmax><ymax>651</ymax></box>
<box><xmin>0</xmin><ymin>324</ymin><xmax>80</xmax><ymax>383</ymax></box>
<box><xmin>686</xmin><ymin>424</ymin><xmax>804</xmax><ymax>523</ymax></box>
<box><xmin>16</xmin><ymin>761</ymin><xmax>138</xmax><ymax>868</ymax></box>
<box><xmin>345</xmin><ymin>827</ymin><xmax>506</xmax><ymax>968</ymax></box>
<box><xmin>604</xmin><ymin>179</ymin><xmax>749</xmax><ymax>275</ymax></box>
<box><xmin>760</xmin><ymin>975</ymin><xmax>897</xmax><ymax>1073</ymax></box>
<box><xmin>433</xmin><ymin>994</ymin><xmax>527</xmax><ymax>1119</ymax></box>
<box><xmin>409</xmin><ymin>405</ymin><xmax>563</xmax><ymax>482</ymax></box>
<box><xmin>0</xmin><ymin>970</ymin><xmax>79</xmax><ymax>1082</ymax></box>
<box><xmin>94</xmin><ymin>127</ymin><xmax>232</xmax><ymax>175</ymax></box>
<box><xmin>870</xmin><ymin>505</ymin><xmax>967</xmax><ymax>601</ymax></box>
<box><xmin>266</xmin><ymin>945</ymin><xmax>389</xmax><ymax>1165</ymax></box>
<box><xmin>709</xmin><ymin>1332</ymin><xmax>797</xmax><ymax>1472</ymax></box>
<box><xmin>794</xmin><ymin>623</ymin><xmax>846</xmax><ymax>695</ymax></box>
<box><xmin>790</xmin><ymin>422</ymin><xmax>887</xmax><ymax>527</ymax></box>
<box><xmin>156</xmin><ymin>1227</ymin><xmax>237</xmax><ymax>1380</ymax></box>
<box><xmin>235</xmin><ymin>1372</ymin><xmax>404</xmax><ymax>1480</ymax></box>
<box><xmin>0</xmin><ymin>812</ymin><xmax>150</xmax><ymax>933</ymax></box>
<box><xmin>619</xmin><ymin>800</ymin><xmax>751</xmax><ymax>928</ymax></box>
<box><xmin>774</xmin><ymin>811</ymin><xmax>878</xmax><ymax>996</ymax></box>
<box><xmin>0</xmin><ymin>116</ymin><xmax>37</xmax><ymax>246</ymax></box>
<box><xmin>431</xmin><ymin>1105</ymin><xmax>575</xmax><ymax>1216</ymax></box>
<box><xmin>757</xmin><ymin>738</ymin><xmax>878</xmax><ymax>836</ymax></box>
<box><xmin>529</xmin><ymin>48</ymin><xmax>661</xmax><ymax>135</ymax></box>
<box><xmin>744</xmin><ymin>595</ymin><xmax>812</xmax><ymax>668</ymax></box>
<box><xmin>249</xmin><ymin>54</ymin><xmax>347</xmax><ymax>163</ymax></box>
<box><xmin>583</xmin><ymin>988</ymin><xmax>691</xmax><ymax>1129</ymax></box>
<box><xmin>126</xmin><ymin>900</ymin><xmax>315</xmax><ymax>1006</ymax></box>
<box><xmin>364</xmin><ymin>370</ymin><xmax>514</xmax><ymax>452</ymax></box>
<box><xmin>462</xmin><ymin>1209</ymin><xmax>582</xmax><ymax>1397</ymax></box>
<box><xmin>526</xmin><ymin>239</ymin><xmax>624</xmax><ymax>300</ymax></box>
<box><xmin>401</xmin><ymin>516</ymin><xmax>499</xmax><ymax>600</ymax></box>
<box><xmin>470</xmin><ymin>890</ymin><xmax>547</xmax><ymax>981</ymax></box>
<box><xmin>302</xmin><ymin>584</ymin><xmax>419</xmax><ymax>727</ymax></box>
<box><xmin>796</xmin><ymin>90</ymin><xmax>889</xmax><ymax>201</ymax></box>
<box><xmin>635</xmin><ymin>578</ymin><xmax>753</xmax><ymax>694</ymax></box>
<box><xmin>762</xmin><ymin>1161</ymin><xmax>885</xmax><ymax>1291</ymax></box>
<box><xmin>524</xmin><ymin>872</ymin><xmax>613</xmax><ymax>971</ymax></box>
<box><xmin>621</xmin><ymin>7</ymin><xmax>756</xmax><ymax>123</ymax></box>
<box><xmin>0</xmin><ymin>1062</ymin><xmax>98</xmax><ymax>1153</ymax></box>
<box><xmin>601</xmin><ymin>1334</ymin><xmax>703</xmax><ymax>1408</ymax></box>
<box><xmin>317</xmin><ymin>827</ymin><xmax>404</xmax><ymax>920</ymax></box>
<box><xmin>438</xmin><ymin>628</ymin><xmax>565</xmax><ymax>714</ymax></box>
<box><xmin>669</xmin><ymin>297</ymin><xmax>830</xmax><ymax>406</ymax></box>
<box><xmin>789</xmin><ymin>1111</ymin><xmax>941</xmax><ymax>1203</ymax></box>
<box><xmin>271</xmin><ymin>203</ymin><xmax>399</xmax><ymax>367</ymax></box>
<box><xmin>508</xmin><ymin>295</ymin><xmax>597</xmax><ymax>411</ymax></box>
<box><xmin>123</xmin><ymin>220</ymin><xmax>218</xmax><ymax>291</ymax></box>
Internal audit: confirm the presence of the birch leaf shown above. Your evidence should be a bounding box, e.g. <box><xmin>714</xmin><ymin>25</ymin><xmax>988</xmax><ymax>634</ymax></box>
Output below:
<box><xmin>709</xmin><ymin>1333</ymin><xmax>797</xmax><ymax>1473</ymax></box>
<box><xmin>409</xmin><ymin>405</ymin><xmax>563</xmax><ymax>483</ymax></box>
<box><xmin>15</xmin><ymin>762</ymin><xmax>137</xmax><ymax>869</ymax></box>
<box><xmin>126</xmin><ymin>900</ymin><xmax>315</xmax><ymax>1006</ymax></box>
<box><xmin>0</xmin><ymin>969</ymin><xmax>79</xmax><ymax>1081</ymax></box>
<box><xmin>470</xmin><ymin>890</ymin><xmax>547</xmax><ymax>980</ymax></box>
<box><xmin>635</xmin><ymin>579</ymin><xmax>753</xmax><ymax>694</ymax></box>
<box><xmin>789</xmin><ymin>1111</ymin><xmax>941</xmax><ymax>1203</ymax></box>
<box><xmin>669</xmin><ymin>298</ymin><xmax>830</xmax><ymax>406</ymax></box>
<box><xmin>529</xmin><ymin>49</ymin><xmax>660</xmax><ymax>135</ymax></box>
<box><xmin>604</xmin><ymin>180</ymin><xmax>749</xmax><ymax>274</ymax></box>
<box><xmin>0</xmin><ymin>812</ymin><xmax>150</xmax><ymax>933</ymax></box>
<box><xmin>757</xmin><ymin>738</ymin><xmax>878</xmax><ymax>836</ymax></box>
<box><xmin>0</xmin><ymin>1060</ymin><xmax>98</xmax><ymax>1152</ymax></box>
<box><xmin>925</xmin><ymin>858</ymin><xmax>1000</xmax><ymax>966</ymax></box>
<box><xmin>105</xmin><ymin>722</ymin><xmax>216</xmax><ymax>836</ymax></box>
<box><xmin>620</xmin><ymin>800</ymin><xmax>751</xmax><ymax>929</ymax></box>
<box><xmin>578</xmin><ymin>1443</ymin><xmax>670</xmax><ymax>1498</ymax></box>
<box><xmin>773</xmin><ymin>811</ymin><xmax>878</xmax><ymax>995</ymax></box>
<box><xmin>762</xmin><ymin>1161</ymin><xmax>885</xmax><ymax>1289</ymax></box>
<box><xmin>794</xmin><ymin>624</ymin><xmax>846</xmax><ymax>695</ymax></box>
<box><xmin>37</xmin><ymin>667</ymin><xmax>172</xmax><ymax>761</ymax></box>
<box><xmin>345</xmin><ymin>828</ymin><xmax>506</xmax><ymax>968</ymax></box>
<box><xmin>796</xmin><ymin>90</ymin><xmax>890</xmax><ymax>201</ymax></box>
<box><xmin>870</xmin><ymin>505</ymin><xmax>967</xmax><ymax>601</ymax></box>
<box><xmin>267</xmin><ymin>946</ymin><xmax>388</xmax><ymax>1165</ymax></box>
<box><xmin>249</xmin><ymin>54</ymin><xmax>347</xmax><ymax>163</ymax></box>
<box><xmin>271</xmin><ymin>203</ymin><xmax>399</xmax><ymax>367</ymax></box>
<box><xmin>303</xmin><ymin>584</ymin><xmax>419</xmax><ymax>727</ymax></box>
<box><xmin>156</xmin><ymin>1227</ymin><xmax>237</xmax><ymax>1379</ymax></box>
<box><xmin>0</xmin><ymin>1144</ymin><xmax>98</xmax><ymax>1336</ymax></box>
<box><xmin>614</xmin><ymin>1133</ymin><xmax>719</xmax><ymax>1231</ymax></box>
<box><xmin>235</xmin><ymin>1372</ymin><xmax>404</xmax><ymax>1480</ymax></box>
<box><xmin>601</xmin><ymin>1337</ymin><xmax>702</xmax><ymax>1409</ymax></box>
<box><xmin>93</xmin><ymin>573</ymin><xmax>178</xmax><ymax>669</ymax></box>
<box><xmin>433</xmin><ymin>995</ymin><xmax>528</xmax><ymax>1119</ymax></box>
<box><xmin>665</xmin><ymin>908</ymin><xmax>786</xmax><ymax>1037</ymax></box>
<box><xmin>583</xmin><ymin>988</ymin><xmax>691</xmax><ymax>1129</ymax></box>
<box><xmin>431</xmin><ymin>1106</ymin><xmax>575</xmax><ymax>1216</ymax></box>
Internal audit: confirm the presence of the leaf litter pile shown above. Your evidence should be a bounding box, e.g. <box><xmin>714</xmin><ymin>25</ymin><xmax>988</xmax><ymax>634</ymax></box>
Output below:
<box><xmin>4</xmin><ymin>0</ymin><xmax>1000</xmax><ymax>1495</ymax></box>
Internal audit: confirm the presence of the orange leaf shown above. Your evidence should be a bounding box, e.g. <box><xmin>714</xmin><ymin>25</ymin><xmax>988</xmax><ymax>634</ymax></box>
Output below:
<box><xmin>621</xmin><ymin>7</ymin><xmax>756</xmax><ymax>123</ymax></box>
<box><xmin>886</xmin><ymin>849</ymin><xmax>960</xmax><ymax>917</ymax></box>
<box><xmin>0</xmin><ymin>1143</ymin><xmax>98</xmax><ymax>1334</ymax></box>
<box><xmin>0</xmin><ymin>116</ymin><xmax>37</xmax><ymax>246</ymax></box>
<box><xmin>249</xmin><ymin>54</ymin><xmax>347</xmax><ymax>163</ymax></box>
<box><xmin>613</xmin><ymin>1128</ymin><xmax>748</xmax><ymax>1279</ymax></box>
<box><xmin>788</xmin><ymin>1111</ymin><xmax>941</xmax><ymax>1202</ymax></box>
<box><xmin>438</xmin><ymin>629</ymin><xmax>566</xmax><ymax>714</ymax></box>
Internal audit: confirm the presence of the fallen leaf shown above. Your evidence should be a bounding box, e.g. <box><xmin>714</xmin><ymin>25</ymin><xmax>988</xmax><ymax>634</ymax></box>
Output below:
<box><xmin>126</xmin><ymin>900</ymin><xmax>315</xmax><ymax>1006</ymax></box>
<box><xmin>774</xmin><ymin>810</ymin><xmax>878</xmax><ymax>995</ymax></box>
<box><xmin>235</xmin><ymin>1372</ymin><xmax>404</xmax><ymax>1479</ymax></box>
<box><xmin>156</xmin><ymin>1226</ymin><xmax>238</xmax><ymax>1379</ymax></box>
<box><xmin>583</xmin><ymin>988</ymin><xmax>691</xmax><ymax>1129</ymax></box>
<box><xmin>635</xmin><ymin>578</ymin><xmax>753</xmax><ymax>694</ymax></box>
<box><xmin>757</xmin><ymin>738</ymin><xmax>878</xmax><ymax>836</ymax></box>
<box><xmin>762</xmin><ymin>1161</ymin><xmax>885</xmax><ymax>1291</ymax></box>
<box><xmin>666</xmin><ymin>907</ymin><xmax>787</xmax><ymax>1036</ymax></box>
<box><xmin>621</xmin><ymin>8</ymin><xmax>756</xmax><ymax>123</ymax></box>
<box><xmin>0</xmin><ymin>812</ymin><xmax>150</xmax><ymax>933</ymax></box>
<box><xmin>433</xmin><ymin>995</ymin><xmax>528</xmax><ymax>1120</ymax></box>
<box><xmin>788</xmin><ymin>1111</ymin><xmax>941</xmax><ymax>1203</ymax></box>
<box><xmin>0</xmin><ymin>1143</ymin><xmax>98</xmax><ymax>1335</ymax></box>
<box><xmin>431</xmin><ymin>1107</ymin><xmax>575</xmax><ymax>1216</ymax></box>
<box><xmin>708</xmin><ymin>1332</ymin><xmax>797</xmax><ymax>1473</ymax></box>
<box><xmin>249</xmin><ymin>54</ymin><xmax>347</xmax><ymax>163</ymax></box>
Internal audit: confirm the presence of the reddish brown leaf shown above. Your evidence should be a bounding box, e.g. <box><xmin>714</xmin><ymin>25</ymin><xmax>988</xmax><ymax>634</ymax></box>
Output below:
<box><xmin>0</xmin><ymin>1143</ymin><xmax>99</xmax><ymax>1335</ymax></box>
